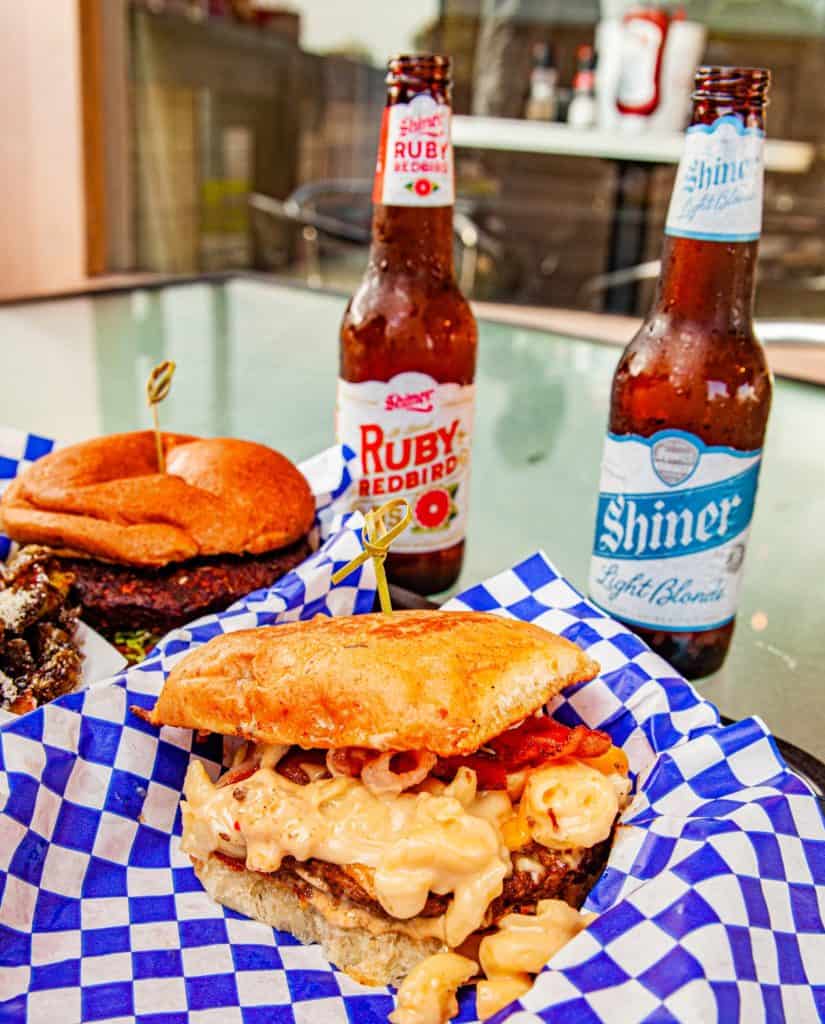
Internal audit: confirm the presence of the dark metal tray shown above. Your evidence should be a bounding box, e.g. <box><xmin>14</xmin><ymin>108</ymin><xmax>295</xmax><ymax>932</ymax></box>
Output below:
<box><xmin>385</xmin><ymin>584</ymin><xmax>825</xmax><ymax>799</ymax></box>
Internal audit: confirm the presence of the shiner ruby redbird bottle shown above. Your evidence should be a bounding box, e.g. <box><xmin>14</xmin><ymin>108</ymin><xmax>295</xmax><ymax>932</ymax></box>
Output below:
<box><xmin>337</xmin><ymin>55</ymin><xmax>477</xmax><ymax>595</ymax></box>
<box><xmin>589</xmin><ymin>68</ymin><xmax>773</xmax><ymax>678</ymax></box>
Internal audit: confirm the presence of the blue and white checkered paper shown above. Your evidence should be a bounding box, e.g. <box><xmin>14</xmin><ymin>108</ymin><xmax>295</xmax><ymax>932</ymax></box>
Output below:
<box><xmin>0</xmin><ymin>428</ymin><xmax>58</xmax><ymax>562</ymax></box>
<box><xmin>1</xmin><ymin>547</ymin><xmax>824</xmax><ymax>1023</ymax></box>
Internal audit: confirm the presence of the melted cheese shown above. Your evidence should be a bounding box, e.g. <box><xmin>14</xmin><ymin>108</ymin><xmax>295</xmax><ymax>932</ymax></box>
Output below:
<box><xmin>476</xmin><ymin>974</ymin><xmax>532</xmax><ymax>1020</ymax></box>
<box><xmin>479</xmin><ymin>898</ymin><xmax>588</xmax><ymax>977</ymax></box>
<box><xmin>182</xmin><ymin>747</ymin><xmax>629</xmax><ymax>972</ymax></box>
<box><xmin>521</xmin><ymin>762</ymin><xmax>620</xmax><ymax>850</ymax></box>
<box><xmin>301</xmin><ymin>882</ymin><xmax>448</xmax><ymax>942</ymax></box>
<box><xmin>389</xmin><ymin>952</ymin><xmax>477</xmax><ymax>1024</ymax></box>
<box><xmin>259</xmin><ymin>743</ymin><xmax>290</xmax><ymax>770</ymax></box>
<box><xmin>181</xmin><ymin>760</ymin><xmax>512</xmax><ymax>946</ymax></box>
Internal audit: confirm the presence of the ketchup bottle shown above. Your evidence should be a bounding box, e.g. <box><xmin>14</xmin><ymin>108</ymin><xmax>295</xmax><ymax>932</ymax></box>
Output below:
<box><xmin>337</xmin><ymin>55</ymin><xmax>478</xmax><ymax>595</ymax></box>
<box><xmin>616</xmin><ymin>6</ymin><xmax>670</xmax><ymax>119</ymax></box>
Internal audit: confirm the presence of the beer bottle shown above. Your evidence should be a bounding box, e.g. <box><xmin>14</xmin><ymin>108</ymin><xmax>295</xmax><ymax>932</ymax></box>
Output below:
<box><xmin>337</xmin><ymin>55</ymin><xmax>477</xmax><ymax>594</ymax></box>
<box><xmin>589</xmin><ymin>67</ymin><xmax>772</xmax><ymax>678</ymax></box>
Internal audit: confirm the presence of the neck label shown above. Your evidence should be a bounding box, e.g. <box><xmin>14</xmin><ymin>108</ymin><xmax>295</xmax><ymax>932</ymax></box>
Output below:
<box><xmin>589</xmin><ymin>430</ymin><xmax>763</xmax><ymax>632</ymax></box>
<box><xmin>665</xmin><ymin>114</ymin><xmax>764</xmax><ymax>243</ymax></box>
<box><xmin>373</xmin><ymin>94</ymin><xmax>454</xmax><ymax>207</ymax></box>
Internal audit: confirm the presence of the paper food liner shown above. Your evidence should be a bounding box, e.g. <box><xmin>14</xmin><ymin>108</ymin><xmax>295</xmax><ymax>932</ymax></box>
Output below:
<box><xmin>0</xmin><ymin>427</ymin><xmax>363</xmax><ymax>721</ymax></box>
<box><xmin>0</xmin><ymin>441</ymin><xmax>824</xmax><ymax>1020</ymax></box>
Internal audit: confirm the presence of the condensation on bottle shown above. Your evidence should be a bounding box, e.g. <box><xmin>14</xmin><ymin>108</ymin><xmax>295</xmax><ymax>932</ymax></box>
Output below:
<box><xmin>337</xmin><ymin>55</ymin><xmax>478</xmax><ymax>596</ymax></box>
<box><xmin>589</xmin><ymin>67</ymin><xmax>773</xmax><ymax>678</ymax></box>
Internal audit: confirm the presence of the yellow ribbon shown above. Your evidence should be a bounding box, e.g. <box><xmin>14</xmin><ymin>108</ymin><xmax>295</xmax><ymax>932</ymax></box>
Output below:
<box><xmin>146</xmin><ymin>360</ymin><xmax>176</xmax><ymax>472</ymax></box>
<box><xmin>331</xmin><ymin>498</ymin><xmax>412</xmax><ymax>613</ymax></box>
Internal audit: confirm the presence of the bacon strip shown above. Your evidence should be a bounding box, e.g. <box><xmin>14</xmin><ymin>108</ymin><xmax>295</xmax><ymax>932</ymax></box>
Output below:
<box><xmin>215</xmin><ymin>718</ymin><xmax>613</xmax><ymax>794</ymax></box>
<box><xmin>432</xmin><ymin>753</ymin><xmax>509</xmax><ymax>790</ymax></box>
<box><xmin>488</xmin><ymin>717</ymin><xmax>611</xmax><ymax>771</ymax></box>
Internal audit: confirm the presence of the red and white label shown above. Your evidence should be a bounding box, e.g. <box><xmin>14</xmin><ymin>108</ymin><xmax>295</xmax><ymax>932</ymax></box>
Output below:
<box><xmin>336</xmin><ymin>372</ymin><xmax>474</xmax><ymax>553</ymax></box>
<box><xmin>616</xmin><ymin>11</ymin><xmax>668</xmax><ymax>115</ymax></box>
<box><xmin>373</xmin><ymin>94</ymin><xmax>454</xmax><ymax>208</ymax></box>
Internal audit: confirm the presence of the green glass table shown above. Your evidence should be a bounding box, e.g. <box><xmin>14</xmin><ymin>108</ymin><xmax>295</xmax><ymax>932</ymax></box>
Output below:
<box><xmin>2</xmin><ymin>277</ymin><xmax>823</xmax><ymax>757</ymax></box>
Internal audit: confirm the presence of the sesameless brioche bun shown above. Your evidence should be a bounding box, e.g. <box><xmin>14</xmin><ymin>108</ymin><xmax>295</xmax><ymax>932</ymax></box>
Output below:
<box><xmin>145</xmin><ymin>610</ymin><xmax>600</xmax><ymax>755</ymax></box>
<box><xmin>194</xmin><ymin>854</ymin><xmax>443</xmax><ymax>987</ymax></box>
<box><xmin>0</xmin><ymin>431</ymin><xmax>315</xmax><ymax>568</ymax></box>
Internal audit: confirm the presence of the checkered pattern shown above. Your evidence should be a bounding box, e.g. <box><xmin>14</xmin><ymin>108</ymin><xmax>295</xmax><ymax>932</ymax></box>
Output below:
<box><xmin>0</xmin><ymin>515</ymin><xmax>377</xmax><ymax>1023</ymax></box>
<box><xmin>447</xmin><ymin>554</ymin><xmax>825</xmax><ymax>1023</ymax></box>
<box><xmin>0</xmin><ymin>428</ymin><xmax>57</xmax><ymax>560</ymax></box>
<box><xmin>1</xmin><ymin>528</ymin><xmax>824</xmax><ymax>1021</ymax></box>
<box><xmin>298</xmin><ymin>443</ymin><xmax>359</xmax><ymax>549</ymax></box>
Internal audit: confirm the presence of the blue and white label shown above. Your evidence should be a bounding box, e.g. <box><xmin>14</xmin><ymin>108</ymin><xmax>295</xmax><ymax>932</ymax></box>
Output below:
<box><xmin>665</xmin><ymin>114</ymin><xmax>764</xmax><ymax>243</ymax></box>
<box><xmin>589</xmin><ymin>430</ymin><xmax>762</xmax><ymax>632</ymax></box>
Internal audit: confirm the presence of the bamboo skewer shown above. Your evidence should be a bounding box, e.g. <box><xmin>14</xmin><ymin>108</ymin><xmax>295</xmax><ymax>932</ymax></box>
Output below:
<box><xmin>146</xmin><ymin>360</ymin><xmax>176</xmax><ymax>473</ymax></box>
<box><xmin>331</xmin><ymin>498</ymin><xmax>413</xmax><ymax>613</ymax></box>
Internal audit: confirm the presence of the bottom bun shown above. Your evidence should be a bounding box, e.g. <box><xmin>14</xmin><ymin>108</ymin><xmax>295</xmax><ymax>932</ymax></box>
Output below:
<box><xmin>193</xmin><ymin>854</ymin><xmax>444</xmax><ymax>986</ymax></box>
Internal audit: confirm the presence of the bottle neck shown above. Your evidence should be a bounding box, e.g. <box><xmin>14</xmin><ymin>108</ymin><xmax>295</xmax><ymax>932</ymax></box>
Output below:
<box><xmin>655</xmin><ymin>235</ymin><xmax>758</xmax><ymax>331</ymax></box>
<box><xmin>658</xmin><ymin>67</ymin><xmax>769</xmax><ymax>331</ymax></box>
<box><xmin>369</xmin><ymin>204</ymin><xmax>454</xmax><ymax>279</ymax></box>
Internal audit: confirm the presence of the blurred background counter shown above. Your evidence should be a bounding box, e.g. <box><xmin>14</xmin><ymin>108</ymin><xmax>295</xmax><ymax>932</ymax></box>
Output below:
<box><xmin>5</xmin><ymin>0</ymin><xmax>825</xmax><ymax>333</ymax></box>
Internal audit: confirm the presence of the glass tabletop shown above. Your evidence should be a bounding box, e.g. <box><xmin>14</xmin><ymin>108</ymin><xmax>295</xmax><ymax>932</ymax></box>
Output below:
<box><xmin>2</xmin><ymin>277</ymin><xmax>823</xmax><ymax>758</ymax></box>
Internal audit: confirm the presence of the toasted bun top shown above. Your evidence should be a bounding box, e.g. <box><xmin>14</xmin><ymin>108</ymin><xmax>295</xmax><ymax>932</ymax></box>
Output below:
<box><xmin>145</xmin><ymin>610</ymin><xmax>600</xmax><ymax>755</ymax></box>
<box><xmin>0</xmin><ymin>431</ymin><xmax>314</xmax><ymax>567</ymax></box>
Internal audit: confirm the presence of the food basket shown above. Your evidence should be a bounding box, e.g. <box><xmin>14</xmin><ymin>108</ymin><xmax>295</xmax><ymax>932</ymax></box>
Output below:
<box><xmin>2</xmin><ymin>540</ymin><xmax>824</xmax><ymax>1022</ymax></box>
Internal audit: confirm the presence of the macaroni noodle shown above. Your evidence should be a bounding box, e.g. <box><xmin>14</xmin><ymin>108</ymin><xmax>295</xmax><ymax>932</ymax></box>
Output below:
<box><xmin>389</xmin><ymin>952</ymin><xmax>477</xmax><ymax>1024</ymax></box>
<box><xmin>522</xmin><ymin>762</ymin><xmax>620</xmax><ymax>849</ymax></box>
<box><xmin>479</xmin><ymin>898</ymin><xmax>589</xmax><ymax>977</ymax></box>
<box><xmin>182</xmin><ymin>759</ymin><xmax>511</xmax><ymax>947</ymax></box>
<box><xmin>476</xmin><ymin>973</ymin><xmax>532</xmax><ymax>1020</ymax></box>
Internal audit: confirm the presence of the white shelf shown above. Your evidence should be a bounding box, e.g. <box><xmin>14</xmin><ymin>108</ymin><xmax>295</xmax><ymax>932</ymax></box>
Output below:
<box><xmin>452</xmin><ymin>116</ymin><xmax>815</xmax><ymax>174</ymax></box>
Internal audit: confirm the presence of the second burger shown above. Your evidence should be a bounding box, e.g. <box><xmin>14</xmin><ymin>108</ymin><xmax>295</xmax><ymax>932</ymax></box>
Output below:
<box><xmin>0</xmin><ymin>431</ymin><xmax>315</xmax><ymax>659</ymax></box>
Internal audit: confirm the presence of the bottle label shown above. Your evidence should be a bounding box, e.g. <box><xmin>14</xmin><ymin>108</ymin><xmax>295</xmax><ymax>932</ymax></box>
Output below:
<box><xmin>589</xmin><ymin>430</ymin><xmax>763</xmax><ymax>632</ymax></box>
<box><xmin>373</xmin><ymin>94</ymin><xmax>454</xmax><ymax>208</ymax></box>
<box><xmin>336</xmin><ymin>372</ymin><xmax>474</xmax><ymax>553</ymax></box>
<box><xmin>666</xmin><ymin>114</ymin><xmax>764</xmax><ymax>243</ymax></box>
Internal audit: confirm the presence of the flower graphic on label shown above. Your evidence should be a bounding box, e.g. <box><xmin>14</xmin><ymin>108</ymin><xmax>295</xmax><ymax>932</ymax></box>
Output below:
<box><xmin>414</xmin><ymin>488</ymin><xmax>451</xmax><ymax>530</ymax></box>
<box><xmin>406</xmin><ymin>178</ymin><xmax>439</xmax><ymax>197</ymax></box>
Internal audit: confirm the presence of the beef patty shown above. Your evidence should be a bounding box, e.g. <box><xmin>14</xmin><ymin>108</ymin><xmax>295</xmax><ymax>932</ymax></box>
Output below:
<box><xmin>214</xmin><ymin>836</ymin><xmax>611</xmax><ymax>927</ymax></box>
<box><xmin>61</xmin><ymin>537</ymin><xmax>312</xmax><ymax>636</ymax></box>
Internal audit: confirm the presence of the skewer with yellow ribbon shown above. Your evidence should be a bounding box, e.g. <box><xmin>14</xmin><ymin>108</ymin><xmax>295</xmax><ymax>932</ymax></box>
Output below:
<box><xmin>331</xmin><ymin>498</ymin><xmax>413</xmax><ymax>613</ymax></box>
<box><xmin>146</xmin><ymin>360</ymin><xmax>176</xmax><ymax>473</ymax></box>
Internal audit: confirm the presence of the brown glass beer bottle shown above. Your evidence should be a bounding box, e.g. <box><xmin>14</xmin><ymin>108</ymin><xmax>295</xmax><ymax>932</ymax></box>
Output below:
<box><xmin>337</xmin><ymin>55</ymin><xmax>478</xmax><ymax>594</ymax></box>
<box><xmin>589</xmin><ymin>68</ymin><xmax>772</xmax><ymax>678</ymax></box>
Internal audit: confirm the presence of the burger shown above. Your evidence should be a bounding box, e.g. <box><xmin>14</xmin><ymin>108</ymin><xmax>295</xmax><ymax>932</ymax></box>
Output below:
<box><xmin>141</xmin><ymin>610</ymin><xmax>630</xmax><ymax>1007</ymax></box>
<box><xmin>0</xmin><ymin>431</ymin><xmax>315</xmax><ymax>660</ymax></box>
